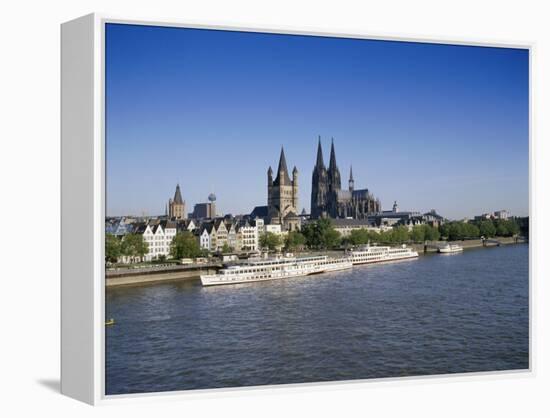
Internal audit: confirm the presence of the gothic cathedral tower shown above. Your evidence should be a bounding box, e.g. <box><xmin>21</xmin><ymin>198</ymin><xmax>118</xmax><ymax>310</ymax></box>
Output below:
<box><xmin>310</xmin><ymin>136</ymin><xmax>329</xmax><ymax>219</ymax></box>
<box><xmin>327</xmin><ymin>138</ymin><xmax>342</xmax><ymax>193</ymax></box>
<box><xmin>267</xmin><ymin>147</ymin><xmax>298</xmax><ymax>226</ymax></box>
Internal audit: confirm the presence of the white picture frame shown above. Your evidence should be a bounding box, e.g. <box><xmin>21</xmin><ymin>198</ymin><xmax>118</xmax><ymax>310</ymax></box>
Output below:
<box><xmin>61</xmin><ymin>13</ymin><xmax>533</xmax><ymax>405</ymax></box>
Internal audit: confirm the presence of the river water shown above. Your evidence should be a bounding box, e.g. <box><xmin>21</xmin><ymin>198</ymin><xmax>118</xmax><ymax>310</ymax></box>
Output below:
<box><xmin>106</xmin><ymin>244</ymin><xmax>529</xmax><ymax>395</ymax></box>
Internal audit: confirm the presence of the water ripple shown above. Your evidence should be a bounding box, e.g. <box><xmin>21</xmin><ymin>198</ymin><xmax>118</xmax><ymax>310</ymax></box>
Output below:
<box><xmin>106</xmin><ymin>244</ymin><xmax>529</xmax><ymax>394</ymax></box>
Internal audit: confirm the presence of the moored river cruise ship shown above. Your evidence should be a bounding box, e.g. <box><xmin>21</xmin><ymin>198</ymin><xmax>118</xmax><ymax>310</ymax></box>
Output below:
<box><xmin>200</xmin><ymin>254</ymin><xmax>353</xmax><ymax>286</ymax></box>
<box><xmin>438</xmin><ymin>243</ymin><xmax>464</xmax><ymax>254</ymax></box>
<box><xmin>347</xmin><ymin>244</ymin><xmax>419</xmax><ymax>265</ymax></box>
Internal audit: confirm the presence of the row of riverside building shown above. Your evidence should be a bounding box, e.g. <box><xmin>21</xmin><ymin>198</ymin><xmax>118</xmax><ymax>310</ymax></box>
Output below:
<box><xmin>106</xmin><ymin>216</ymin><xmax>285</xmax><ymax>262</ymax></box>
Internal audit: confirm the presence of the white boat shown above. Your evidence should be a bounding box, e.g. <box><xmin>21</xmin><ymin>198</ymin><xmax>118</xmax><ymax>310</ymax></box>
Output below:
<box><xmin>200</xmin><ymin>254</ymin><xmax>353</xmax><ymax>286</ymax></box>
<box><xmin>347</xmin><ymin>244</ymin><xmax>419</xmax><ymax>265</ymax></box>
<box><xmin>438</xmin><ymin>243</ymin><xmax>463</xmax><ymax>254</ymax></box>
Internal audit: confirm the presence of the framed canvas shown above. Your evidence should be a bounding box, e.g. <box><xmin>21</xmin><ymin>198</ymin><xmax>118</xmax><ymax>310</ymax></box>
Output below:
<box><xmin>61</xmin><ymin>13</ymin><xmax>532</xmax><ymax>405</ymax></box>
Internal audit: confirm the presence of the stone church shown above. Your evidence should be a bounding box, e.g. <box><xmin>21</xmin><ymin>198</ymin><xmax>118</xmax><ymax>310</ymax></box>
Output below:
<box><xmin>310</xmin><ymin>137</ymin><xmax>381</xmax><ymax>219</ymax></box>
<box><xmin>167</xmin><ymin>183</ymin><xmax>186</xmax><ymax>220</ymax></box>
<box><xmin>267</xmin><ymin>147</ymin><xmax>300</xmax><ymax>231</ymax></box>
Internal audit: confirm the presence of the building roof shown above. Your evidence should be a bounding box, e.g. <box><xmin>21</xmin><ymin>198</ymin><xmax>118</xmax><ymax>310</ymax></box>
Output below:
<box><xmin>173</xmin><ymin>184</ymin><xmax>184</xmax><ymax>204</ymax></box>
<box><xmin>250</xmin><ymin>205</ymin><xmax>269</xmax><ymax>219</ymax></box>
<box><xmin>213</xmin><ymin>218</ymin><xmax>227</xmax><ymax>231</ymax></box>
<box><xmin>150</xmin><ymin>224</ymin><xmax>163</xmax><ymax>234</ymax></box>
<box><xmin>331</xmin><ymin>218</ymin><xmax>374</xmax><ymax>227</ymax></box>
<box><xmin>284</xmin><ymin>211</ymin><xmax>299</xmax><ymax>219</ymax></box>
<box><xmin>134</xmin><ymin>224</ymin><xmax>148</xmax><ymax>234</ymax></box>
<box><xmin>423</xmin><ymin>210</ymin><xmax>444</xmax><ymax>220</ymax></box>
<box><xmin>376</xmin><ymin>211</ymin><xmax>420</xmax><ymax>219</ymax></box>
<box><xmin>273</xmin><ymin>147</ymin><xmax>291</xmax><ymax>185</ymax></box>
<box><xmin>224</xmin><ymin>218</ymin><xmax>235</xmax><ymax>231</ymax></box>
<box><xmin>351</xmin><ymin>189</ymin><xmax>370</xmax><ymax>199</ymax></box>
<box><xmin>336</xmin><ymin>189</ymin><xmax>352</xmax><ymax>200</ymax></box>
<box><xmin>200</xmin><ymin>223</ymin><xmax>214</xmax><ymax>234</ymax></box>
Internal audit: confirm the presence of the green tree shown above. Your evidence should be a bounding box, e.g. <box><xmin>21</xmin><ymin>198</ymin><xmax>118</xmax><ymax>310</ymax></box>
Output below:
<box><xmin>506</xmin><ymin>219</ymin><xmax>520</xmax><ymax>236</ymax></box>
<box><xmin>410</xmin><ymin>225</ymin><xmax>426</xmax><ymax>243</ymax></box>
<box><xmin>170</xmin><ymin>231</ymin><xmax>202</xmax><ymax>259</ymax></box>
<box><xmin>105</xmin><ymin>233</ymin><xmax>121</xmax><ymax>263</ymax></box>
<box><xmin>378</xmin><ymin>229</ymin><xmax>393</xmax><ymax>243</ymax></box>
<box><xmin>391</xmin><ymin>226</ymin><xmax>410</xmax><ymax>243</ymax></box>
<box><xmin>301</xmin><ymin>219</ymin><xmax>341</xmax><ymax>249</ymax></box>
<box><xmin>285</xmin><ymin>231</ymin><xmax>306</xmax><ymax>251</ymax></box>
<box><xmin>479</xmin><ymin>220</ymin><xmax>496</xmax><ymax>238</ymax></box>
<box><xmin>463</xmin><ymin>222</ymin><xmax>480</xmax><ymax>239</ymax></box>
<box><xmin>301</xmin><ymin>222</ymin><xmax>320</xmax><ymax>248</ymax></box>
<box><xmin>368</xmin><ymin>230</ymin><xmax>381</xmax><ymax>243</ymax></box>
<box><xmin>323</xmin><ymin>228</ymin><xmax>342</xmax><ymax>249</ymax></box>
<box><xmin>348</xmin><ymin>229</ymin><xmax>370</xmax><ymax>246</ymax></box>
<box><xmin>495</xmin><ymin>221</ymin><xmax>508</xmax><ymax>237</ymax></box>
<box><xmin>260</xmin><ymin>232</ymin><xmax>282</xmax><ymax>252</ymax></box>
<box><xmin>424</xmin><ymin>225</ymin><xmax>441</xmax><ymax>241</ymax></box>
<box><xmin>439</xmin><ymin>223</ymin><xmax>451</xmax><ymax>239</ymax></box>
<box><xmin>121</xmin><ymin>233</ymin><xmax>149</xmax><ymax>262</ymax></box>
<box><xmin>448</xmin><ymin>222</ymin><xmax>467</xmax><ymax>241</ymax></box>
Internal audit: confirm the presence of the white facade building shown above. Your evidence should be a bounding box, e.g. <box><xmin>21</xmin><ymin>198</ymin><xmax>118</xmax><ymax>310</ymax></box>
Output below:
<box><xmin>140</xmin><ymin>221</ymin><xmax>177</xmax><ymax>261</ymax></box>
<box><xmin>493</xmin><ymin>210</ymin><xmax>510</xmax><ymax>220</ymax></box>
<box><xmin>331</xmin><ymin>218</ymin><xmax>383</xmax><ymax>237</ymax></box>
<box><xmin>199</xmin><ymin>226</ymin><xmax>213</xmax><ymax>252</ymax></box>
<box><xmin>237</xmin><ymin>220</ymin><xmax>259</xmax><ymax>251</ymax></box>
<box><xmin>265</xmin><ymin>223</ymin><xmax>282</xmax><ymax>235</ymax></box>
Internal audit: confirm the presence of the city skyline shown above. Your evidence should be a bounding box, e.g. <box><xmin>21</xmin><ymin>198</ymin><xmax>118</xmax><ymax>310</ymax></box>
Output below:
<box><xmin>106</xmin><ymin>24</ymin><xmax>529</xmax><ymax>220</ymax></box>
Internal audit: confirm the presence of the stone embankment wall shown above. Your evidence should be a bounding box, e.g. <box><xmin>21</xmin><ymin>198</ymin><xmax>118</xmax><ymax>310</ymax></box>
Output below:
<box><xmin>106</xmin><ymin>267</ymin><xmax>218</xmax><ymax>287</ymax></box>
<box><xmin>411</xmin><ymin>236</ymin><xmax>522</xmax><ymax>254</ymax></box>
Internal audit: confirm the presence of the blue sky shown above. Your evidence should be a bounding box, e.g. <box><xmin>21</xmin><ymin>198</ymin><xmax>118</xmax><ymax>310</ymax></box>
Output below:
<box><xmin>106</xmin><ymin>23</ymin><xmax>529</xmax><ymax>220</ymax></box>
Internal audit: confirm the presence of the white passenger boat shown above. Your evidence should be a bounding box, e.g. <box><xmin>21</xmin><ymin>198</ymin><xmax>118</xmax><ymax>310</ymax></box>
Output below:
<box><xmin>200</xmin><ymin>254</ymin><xmax>353</xmax><ymax>286</ymax></box>
<box><xmin>347</xmin><ymin>244</ymin><xmax>419</xmax><ymax>265</ymax></box>
<box><xmin>438</xmin><ymin>243</ymin><xmax>463</xmax><ymax>254</ymax></box>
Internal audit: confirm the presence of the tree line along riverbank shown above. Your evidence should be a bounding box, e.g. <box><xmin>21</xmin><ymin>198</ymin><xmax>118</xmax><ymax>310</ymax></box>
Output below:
<box><xmin>106</xmin><ymin>217</ymin><xmax>528</xmax><ymax>264</ymax></box>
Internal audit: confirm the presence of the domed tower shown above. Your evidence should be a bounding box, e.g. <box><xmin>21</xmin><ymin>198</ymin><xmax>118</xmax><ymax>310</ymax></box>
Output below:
<box><xmin>392</xmin><ymin>200</ymin><xmax>399</xmax><ymax>213</ymax></box>
<box><xmin>208</xmin><ymin>193</ymin><xmax>217</xmax><ymax>218</ymax></box>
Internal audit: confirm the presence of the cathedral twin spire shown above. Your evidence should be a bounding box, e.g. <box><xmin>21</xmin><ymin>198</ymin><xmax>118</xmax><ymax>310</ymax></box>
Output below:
<box><xmin>311</xmin><ymin>137</ymin><xmax>380</xmax><ymax>219</ymax></box>
<box><xmin>314</xmin><ymin>136</ymin><xmax>344</xmax><ymax>192</ymax></box>
<box><xmin>316</xmin><ymin>136</ymin><xmax>325</xmax><ymax>169</ymax></box>
<box><xmin>328</xmin><ymin>137</ymin><xmax>338</xmax><ymax>174</ymax></box>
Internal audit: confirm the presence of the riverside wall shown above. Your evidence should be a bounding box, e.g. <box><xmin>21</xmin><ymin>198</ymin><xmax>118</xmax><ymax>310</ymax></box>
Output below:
<box><xmin>411</xmin><ymin>236</ymin><xmax>523</xmax><ymax>254</ymax></box>
<box><xmin>106</xmin><ymin>267</ymin><xmax>218</xmax><ymax>287</ymax></box>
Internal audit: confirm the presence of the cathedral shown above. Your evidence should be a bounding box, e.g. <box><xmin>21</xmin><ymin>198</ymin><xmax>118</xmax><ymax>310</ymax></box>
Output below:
<box><xmin>310</xmin><ymin>137</ymin><xmax>381</xmax><ymax>219</ymax></box>
<box><xmin>267</xmin><ymin>147</ymin><xmax>300</xmax><ymax>231</ymax></box>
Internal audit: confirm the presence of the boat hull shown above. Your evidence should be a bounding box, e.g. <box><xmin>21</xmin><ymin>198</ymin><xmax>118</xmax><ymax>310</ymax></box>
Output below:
<box><xmin>201</xmin><ymin>260</ymin><xmax>353</xmax><ymax>286</ymax></box>
<box><xmin>350</xmin><ymin>254</ymin><xmax>419</xmax><ymax>266</ymax></box>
